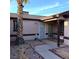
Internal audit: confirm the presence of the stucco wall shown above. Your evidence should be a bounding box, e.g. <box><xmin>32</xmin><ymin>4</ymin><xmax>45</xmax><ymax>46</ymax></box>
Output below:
<box><xmin>10</xmin><ymin>19</ymin><xmax>49</xmax><ymax>41</ymax></box>
<box><xmin>64</xmin><ymin>20</ymin><xmax>69</xmax><ymax>45</ymax></box>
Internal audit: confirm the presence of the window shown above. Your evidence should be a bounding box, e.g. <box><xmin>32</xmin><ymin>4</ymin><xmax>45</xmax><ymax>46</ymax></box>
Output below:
<box><xmin>13</xmin><ymin>20</ymin><xmax>17</xmax><ymax>31</ymax></box>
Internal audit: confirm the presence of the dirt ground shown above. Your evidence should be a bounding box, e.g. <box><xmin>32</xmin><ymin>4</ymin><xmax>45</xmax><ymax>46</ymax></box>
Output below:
<box><xmin>10</xmin><ymin>39</ymin><xmax>64</xmax><ymax>59</ymax></box>
<box><xmin>10</xmin><ymin>40</ymin><xmax>48</xmax><ymax>59</ymax></box>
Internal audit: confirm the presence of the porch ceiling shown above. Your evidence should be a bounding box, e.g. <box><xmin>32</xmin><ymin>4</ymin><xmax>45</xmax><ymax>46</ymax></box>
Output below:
<box><xmin>43</xmin><ymin>11</ymin><xmax>69</xmax><ymax>22</ymax></box>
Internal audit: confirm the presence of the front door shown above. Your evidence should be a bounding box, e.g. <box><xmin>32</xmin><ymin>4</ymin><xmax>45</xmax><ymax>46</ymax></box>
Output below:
<box><xmin>39</xmin><ymin>22</ymin><xmax>45</xmax><ymax>39</ymax></box>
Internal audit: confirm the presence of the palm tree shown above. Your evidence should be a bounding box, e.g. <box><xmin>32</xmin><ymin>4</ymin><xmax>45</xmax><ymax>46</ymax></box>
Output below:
<box><xmin>15</xmin><ymin>0</ymin><xmax>28</xmax><ymax>45</ymax></box>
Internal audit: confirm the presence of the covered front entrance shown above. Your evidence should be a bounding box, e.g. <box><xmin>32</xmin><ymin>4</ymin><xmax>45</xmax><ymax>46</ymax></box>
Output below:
<box><xmin>46</xmin><ymin>20</ymin><xmax>64</xmax><ymax>46</ymax></box>
<box><xmin>47</xmin><ymin>20</ymin><xmax>64</xmax><ymax>39</ymax></box>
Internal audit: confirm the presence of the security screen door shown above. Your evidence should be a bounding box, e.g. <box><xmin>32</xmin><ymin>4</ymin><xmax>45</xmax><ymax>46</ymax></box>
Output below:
<box><xmin>39</xmin><ymin>22</ymin><xmax>45</xmax><ymax>39</ymax></box>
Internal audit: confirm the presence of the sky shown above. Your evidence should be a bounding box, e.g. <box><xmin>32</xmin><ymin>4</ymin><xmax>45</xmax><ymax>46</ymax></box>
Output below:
<box><xmin>10</xmin><ymin>0</ymin><xmax>69</xmax><ymax>16</ymax></box>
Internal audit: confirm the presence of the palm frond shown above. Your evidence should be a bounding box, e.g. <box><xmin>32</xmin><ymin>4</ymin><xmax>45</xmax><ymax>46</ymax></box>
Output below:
<box><xmin>23</xmin><ymin>0</ymin><xmax>28</xmax><ymax>4</ymax></box>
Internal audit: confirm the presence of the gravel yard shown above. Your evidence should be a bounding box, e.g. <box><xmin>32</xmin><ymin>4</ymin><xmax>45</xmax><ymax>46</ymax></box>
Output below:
<box><xmin>10</xmin><ymin>39</ymin><xmax>66</xmax><ymax>59</ymax></box>
<box><xmin>10</xmin><ymin>40</ymin><xmax>46</xmax><ymax>59</ymax></box>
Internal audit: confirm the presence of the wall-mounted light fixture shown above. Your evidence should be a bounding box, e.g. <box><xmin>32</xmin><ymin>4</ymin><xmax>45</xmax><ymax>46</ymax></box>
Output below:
<box><xmin>56</xmin><ymin>14</ymin><xmax>59</xmax><ymax>17</ymax></box>
<box><xmin>64</xmin><ymin>21</ymin><xmax>68</xmax><ymax>26</ymax></box>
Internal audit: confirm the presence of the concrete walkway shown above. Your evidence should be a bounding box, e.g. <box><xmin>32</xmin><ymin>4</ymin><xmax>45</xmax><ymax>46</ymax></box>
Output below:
<box><xmin>35</xmin><ymin>44</ymin><xmax>61</xmax><ymax>59</ymax></box>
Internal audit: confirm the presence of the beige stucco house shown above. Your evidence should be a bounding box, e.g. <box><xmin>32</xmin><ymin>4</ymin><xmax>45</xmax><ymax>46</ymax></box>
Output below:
<box><xmin>10</xmin><ymin>11</ymin><xmax>69</xmax><ymax>45</ymax></box>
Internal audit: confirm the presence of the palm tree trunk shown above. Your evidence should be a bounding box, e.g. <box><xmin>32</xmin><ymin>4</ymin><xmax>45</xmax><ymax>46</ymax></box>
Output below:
<box><xmin>16</xmin><ymin>0</ymin><xmax>24</xmax><ymax>45</ymax></box>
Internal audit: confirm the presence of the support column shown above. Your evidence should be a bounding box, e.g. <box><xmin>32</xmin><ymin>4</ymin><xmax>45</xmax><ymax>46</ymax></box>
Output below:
<box><xmin>57</xmin><ymin>20</ymin><xmax>60</xmax><ymax>47</ymax></box>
